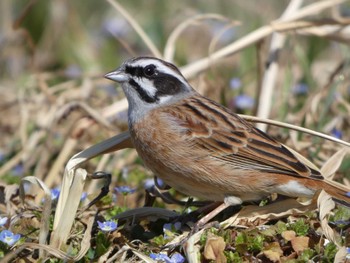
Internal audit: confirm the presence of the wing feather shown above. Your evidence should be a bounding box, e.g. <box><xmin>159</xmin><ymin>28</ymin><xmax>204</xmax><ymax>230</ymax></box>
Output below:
<box><xmin>167</xmin><ymin>96</ymin><xmax>323</xmax><ymax>180</ymax></box>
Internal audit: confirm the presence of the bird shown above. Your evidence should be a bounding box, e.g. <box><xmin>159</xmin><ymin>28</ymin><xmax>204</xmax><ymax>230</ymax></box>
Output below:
<box><xmin>105</xmin><ymin>56</ymin><xmax>350</xmax><ymax>225</ymax></box>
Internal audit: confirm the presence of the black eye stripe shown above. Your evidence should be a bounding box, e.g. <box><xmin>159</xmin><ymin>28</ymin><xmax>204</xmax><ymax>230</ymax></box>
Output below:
<box><xmin>125</xmin><ymin>66</ymin><xmax>144</xmax><ymax>78</ymax></box>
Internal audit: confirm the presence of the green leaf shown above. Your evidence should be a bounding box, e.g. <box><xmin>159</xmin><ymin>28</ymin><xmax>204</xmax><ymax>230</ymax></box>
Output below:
<box><xmin>289</xmin><ymin>219</ymin><xmax>309</xmax><ymax>236</ymax></box>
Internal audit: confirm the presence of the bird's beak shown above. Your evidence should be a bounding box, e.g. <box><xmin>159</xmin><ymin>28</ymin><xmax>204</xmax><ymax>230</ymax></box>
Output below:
<box><xmin>104</xmin><ymin>68</ymin><xmax>129</xmax><ymax>83</ymax></box>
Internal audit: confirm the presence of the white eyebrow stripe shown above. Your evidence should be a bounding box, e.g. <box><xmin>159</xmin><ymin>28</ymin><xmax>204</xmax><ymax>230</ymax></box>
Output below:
<box><xmin>129</xmin><ymin>59</ymin><xmax>187</xmax><ymax>85</ymax></box>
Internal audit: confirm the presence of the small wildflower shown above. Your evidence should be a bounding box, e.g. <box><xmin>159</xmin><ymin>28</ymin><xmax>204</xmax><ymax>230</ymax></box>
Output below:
<box><xmin>144</xmin><ymin>177</ymin><xmax>166</xmax><ymax>190</ymax></box>
<box><xmin>346</xmin><ymin>192</ymin><xmax>350</xmax><ymax>198</ymax></box>
<box><xmin>208</xmin><ymin>21</ymin><xmax>236</xmax><ymax>44</ymax></box>
<box><xmin>331</xmin><ymin>128</ymin><xmax>342</xmax><ymax>139</ymax></box>
<box><xmin>347</xmin><ymin>247</ymin><xmax>350</xmax><ymax>259</ymax></box>
<box><xmin>12</xmin><ymin>164</ymin><xmax>24</xmax><ymax>176</ymax></box>
<box><xmin>229</xmin><ymin>77</ymin><xmax>241</xmax><ymax>90</ymax></box>
<box><xmin>97</xmin><ymin>220</ymin><xmax>118</xmax><ymax>232</ymax></box>
<box><xmin>170</xmin><ymin>253</ymin><xmax>185</xmax><ymax>263</ymax></box>
<box><xmin>102</xmin><ymin>17</ymin><xmax>130</xmax><ymax>38</ymax></box>
<box><xmin>0</xmin><ymin>150</ymin><xmax>5</xmax><ymax>162</ymax></box>
<box><xmin>292</xmin><ymin>83</ymin><xmax>308</xmax><ymax>95</ymax></box>
<box><xmin>81</xmin><ymin>192</ymin><xmax>87</xmax><ymax>202</ymax></box>
<box><xmin>150</xmin><ymin>253</ymin><xmax>169</xmax><ymax>261</ymax></box>
<box><xmin>64</xmin><ymin>64</ymin><xmax>81</xmax><ymax>78</ymax></box>
<box><xmin>234</xmin><ymin>94</ymin><xmax>254</xmax><ymax>110</ymax></box>
<box><xmin>0</xmin><ymin>216</ymin><xmax>8</xmax><ymax>227</ymax></box>
<box><xmin>163</xmin><ymin>222</ymin><xmax>181</xmax><ymax>232</ymax></box>
<box><xmin>114</xmin><ymin>186</ymin><xmax>136</xmax><ymax>195</ymax></box>
<box><xmin>149</xmin><ymin>252</ymin><xmax>185</xmax><ymax>263</ymax></box>
<box><xmin>0</xmin><ymin>230</ymin><xmax>20</xmax><ymax>246</ymax></box>
<box><xmin>51</xmin><ymin>188</ymin><xmax>60</xmax><ymax>200</ymax></box>
<box><xmin>163</xmin><ymin>222</ymin><xmax>182</xmax><ymax>239</ymax></box>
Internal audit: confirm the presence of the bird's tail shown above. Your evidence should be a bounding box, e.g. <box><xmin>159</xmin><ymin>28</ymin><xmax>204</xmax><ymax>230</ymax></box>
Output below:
<box><xmin>318</xmin><ymin>179</ymin><xmax>350</xmax><ymax>207</ymax></box>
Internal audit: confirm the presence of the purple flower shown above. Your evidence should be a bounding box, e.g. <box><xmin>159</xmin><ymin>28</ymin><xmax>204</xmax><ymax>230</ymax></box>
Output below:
<box><xmin>163</xmin><ymin>222</ymin><xmax>181</xmax><ymax>232</ymax></box>
<box><xmin>163</xmin><ymin>222</ymin><xmax>182</xmax><ymax>239</ymax></box>
<box><xmin>0</xmin><ymin>216</ymin><xmax>8</xmax><ymax>227</ymax></box>
<box><xmin>144</xmin><ymin>177</ymin><xmax>166</xmax><ymax>190</ymax></box>
<box><xmin>208</xmin><ymin>20</ymin><xmax>236</xmax><ymax>44</ymax></box>
<box><xmin>51</xmin><ymin>188</ymin><xmax>60</xmax><ymax>200</ymax></box>
<box><xmin>0</xmin><ymin>230</ymin><xmax>20</xmax><ymax>246</ymax></box>
<box><xmin>102</xmin><ymin>17</ymin><xmax>130</xmax><ymax>38</ymax></box>
<box><xmin>81</xmin><ymin>192</ymin><xmax>87</xmax><ymax>202</ymax></box>
<box><xmin>64</xmin><ymin>65</ymin><xmax>82</xmax><ymax>78</ymax></box>
<box><xmin>97</xmin><ymin>220</ymin><xmax>118</xmax><ymax>232</ymax></box>
<box><xmin>12</xmin><ymin>164</ymin><xmax>24</xmax><ymax>176</ymax></box>
<box><xmin>229</xmin><ymin>77</ymin><xmax>241</xmax><ymax>90</ymax></box>
<box><xmin>346</xmin><ymin>192</ymin><xmax>350</xmax><ymax>197</ymax></box>
<box><xmin>114</xmin><ymin>186</ymin><xmax>136</xmax><ymax>195</ymax></box>
<box><xmin>149</xmin><ymin>253</ymin><xmax>185</xmax><ymax>263</ymax></box>
<box><xmin>292</xmin><ymin>83</ymin><xmax>308</xmax><ymax>95</ymax></box>
<box><xmin>234</xmin><ymin>94</ymin><xmax>254</xmax><ymax>110</ymax></box>
<box><xmin>0</xmin><ymin>150</ymin><xmax>5</xmax><ymax>162</ymax></box>
<box><xmin>331</xmin><ymin>128</ymin><xmax>342</xmax><ymax>139</ymax></box>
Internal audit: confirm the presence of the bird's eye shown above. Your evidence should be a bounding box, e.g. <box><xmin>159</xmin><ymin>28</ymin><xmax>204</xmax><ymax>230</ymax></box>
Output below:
<box><xmin>143</xmin><ymin>65</ymin><xmax>156</xmax><ymax>77</ymax></box>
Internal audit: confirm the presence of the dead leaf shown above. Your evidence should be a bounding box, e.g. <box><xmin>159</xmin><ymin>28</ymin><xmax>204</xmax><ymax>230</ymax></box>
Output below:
<box><xmin>262</xmin><ymin>242</ymin><xmax>283</xmax><ymax>262</ymax></box>
<box><xmin>203</xmin><ymin>234</ymin><xmax>227</xmax><ymax>263</ymax></box>
<box><xmin>321</xmin><ymin>148</ymin><xmax>349</xmax><ymax>179</ymax></box>
<box><xmin>281</xmin><ymin>230</ymin><xmax>296</xmax><ymax>241</ymax></box>
<box><xmin>291</xmin><ymin>236</ymin><xmax>309</xmax><ymax>253</ymax></box>
<box><xmin>317</xmin><ymin>190</ymin><xmax>342</xmax><ymax>247</ymax></box>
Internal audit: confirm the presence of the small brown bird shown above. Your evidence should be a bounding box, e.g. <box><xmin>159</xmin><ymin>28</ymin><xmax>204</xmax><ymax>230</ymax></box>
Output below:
<box><xmin>105</xmin><ymin>57</ymin><xmax>350</xmax><ymax>221</ymax></box>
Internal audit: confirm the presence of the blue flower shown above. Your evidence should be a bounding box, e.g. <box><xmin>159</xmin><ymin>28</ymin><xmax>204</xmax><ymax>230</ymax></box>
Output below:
<box><xmin>234</xmin><ymin>94</ymin><xmax>254</xmax><ymax>110</ymax></box>
<box><xmin>163</xmin><ymin>222</ymin><xmax>182</xmax><ymax>239</ymax></box>
<box><xmin>149</xmin><ymin>253</ymin><xmax>185</xmax><ymax>263</ymax></box>
<box><xmin>331</xmin><ymin>128</ymin><xmax>342</xmax><ymax>139</ymax></box>
<box><xmin>102</xmin><ymin>17</ymin><xmax>130</xmax><ymax>38</ymax></box>
<box><xmin>0</xmin><ymin>230</ymin><xmax>20</xmax><ymax>246</ymax></box>
<box><xmin>292</xmin><ymin>83</ymin><xmax>308</xmax><ymax>95</ymax></box>
<box><xmin>0</xmin><ymin>216</ymin><xmax>8</xmax><ymax>227</ymax></box>
<box><xmin>80</xmin><ymin>192</ymin><xmax>87</xmax><ymax>202</ymax></box>
<box><xmin>229</xmin><ymin>77</ymin><xmax>241</xmax><ymax>90</ymax></box>
<box><xmin>97</xmin><ymin>220</ymin><xmax>118</xmax><ymax>232</ymax></box>
<box><xmin>346</xmin><ymin>192</ymin><xmax>350</xmax><ymax>197</ymax></box>
<box><xmin>114</xmin><ymin>186</ymin><xmax>136</xmax><ymax>195</ymax></box>
<box><xmin>208</xmin><ymin>20</ymin><xmax>236</xmax><ymax>44</ymax></box>
<box><xmin>12</xmin><ymin>164</ymin><xmax>24</xmax><ymax>176</ymax></box>
<box><xmin>51</xmin><ymin>188</ymin><xmax>60</xmax><ymax>200</ymax></box>
<box><xmin>64</xmin><ymin>64</ymin><xmax>81</xmax><ymax>78</ymax></box>
<box><xmin>144</xmin><ymin>177</ymin><xmax>166</xmax><ymax>190</ymax></box>
<box><xmin>0</xmin><ymin>150</ymin><xmax>5</xmax><ymax>162</ymax></box>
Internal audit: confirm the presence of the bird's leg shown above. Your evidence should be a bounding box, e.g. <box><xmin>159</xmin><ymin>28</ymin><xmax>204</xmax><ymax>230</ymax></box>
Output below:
<box><xmin>78</xmin><ymin>171</ymin><xmax>111</xmax><ymax>213</ymax></box>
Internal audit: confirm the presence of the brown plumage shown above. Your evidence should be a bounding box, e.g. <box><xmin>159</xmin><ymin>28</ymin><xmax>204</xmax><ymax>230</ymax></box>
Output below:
<box><xmin>105</xmin><ymin>56</ymin><xmax>350</xmax><ymax>209</ymax></box>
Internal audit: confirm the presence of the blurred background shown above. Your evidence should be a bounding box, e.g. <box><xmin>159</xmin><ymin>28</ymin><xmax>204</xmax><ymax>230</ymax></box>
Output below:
<box><xmin>0</xmin><ymin>0</ymin><xmax>350</xmax><ymax>209</ymax></box>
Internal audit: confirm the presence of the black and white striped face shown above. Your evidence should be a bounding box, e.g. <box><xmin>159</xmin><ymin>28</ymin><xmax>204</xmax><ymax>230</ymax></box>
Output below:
<box><xmin>105</xmin><ymin>57</ymin><xmax>194</xmax><ymax>105</ymax></box>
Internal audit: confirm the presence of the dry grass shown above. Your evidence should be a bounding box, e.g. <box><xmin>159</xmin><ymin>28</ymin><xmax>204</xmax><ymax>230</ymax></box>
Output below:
<box><xmin>0</xmin><ymin>0</ymin><xmax>350</xmax><ymax>261</ymax></box>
